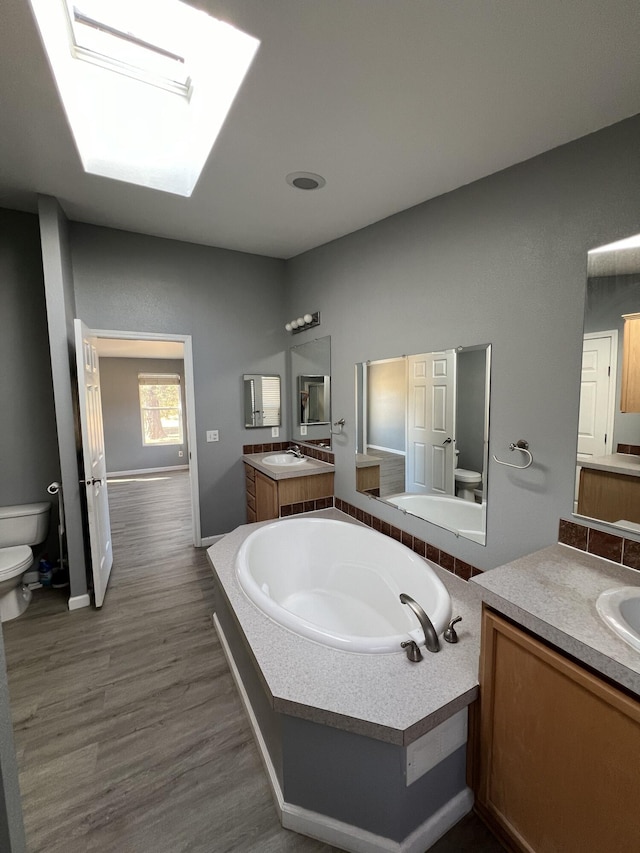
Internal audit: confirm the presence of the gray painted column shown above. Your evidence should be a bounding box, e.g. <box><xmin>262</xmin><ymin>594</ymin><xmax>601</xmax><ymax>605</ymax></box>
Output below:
<box><xmin>38</xmin><ymin>196</ymin><xmax>88</xmax><ymax>603</ymax></box>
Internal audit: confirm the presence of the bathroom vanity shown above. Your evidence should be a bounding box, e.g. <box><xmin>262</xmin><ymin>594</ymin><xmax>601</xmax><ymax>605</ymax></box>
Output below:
<box><xmin>243</xmin><ymin>453</ymin><xmax>334</xmax><ymax>522</ymax></box>
<box><xmin>471</xmin><ymin>546</ymin><xmax>640</xmax><ymax>853</ymax></box>
<box><xmin>576</xmin><ymin>453</ymin><xmax>640</xmax><ymax>525</ymax></box>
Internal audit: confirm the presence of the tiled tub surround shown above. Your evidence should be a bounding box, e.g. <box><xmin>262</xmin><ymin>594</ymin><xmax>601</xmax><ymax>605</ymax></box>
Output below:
<box><xmin>207</xmin><ymin>509</ymin><xmax>483</xmax><ymax>853</ymax></box>
<box><xmin>559</xmin><ymin>518</ymin><xmax>640</xmax><ymax>570</ymax></box>
<box><xmin>471</xmin><ymin>543</ymin><xmax>640</xmax><ymax>697</ymax></box>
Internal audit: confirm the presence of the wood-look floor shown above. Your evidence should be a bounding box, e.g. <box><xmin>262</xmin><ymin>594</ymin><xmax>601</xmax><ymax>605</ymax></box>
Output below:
<box><xmin>3</xmin><ymin>471</ymin><xmax>502</xmax><ymax>853</ymax></box>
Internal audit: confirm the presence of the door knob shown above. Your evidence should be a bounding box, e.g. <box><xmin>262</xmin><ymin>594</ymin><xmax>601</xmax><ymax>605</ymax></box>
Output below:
<box><xmin>442</xmin><ymin>437</ymin><xmax>452</xmax><ymax>445</ymax></box>
<box><xmin>82</xmin><ymin>477</ymin><xmax>103</xmax><ymax>486</ymax></box>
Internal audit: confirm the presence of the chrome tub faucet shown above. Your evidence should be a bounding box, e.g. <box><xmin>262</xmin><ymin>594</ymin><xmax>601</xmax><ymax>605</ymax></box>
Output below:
<box><xmin>399</xmin><ymin>593</ymin><xmax>440</xmax><ymax>653</ymax></box>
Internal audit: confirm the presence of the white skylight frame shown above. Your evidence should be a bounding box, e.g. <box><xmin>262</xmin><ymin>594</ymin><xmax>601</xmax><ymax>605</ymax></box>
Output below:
<box><xmin>28</xmin><ymin>0</ymin><xmax>259</xmax><ymax>196</ymax></box>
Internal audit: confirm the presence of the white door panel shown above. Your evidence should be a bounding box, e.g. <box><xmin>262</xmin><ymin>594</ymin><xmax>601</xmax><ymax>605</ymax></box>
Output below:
<box><xmin>75</xmin><ymin>319</ymin><xmax>113</xmax><ymax>607</ymax></box>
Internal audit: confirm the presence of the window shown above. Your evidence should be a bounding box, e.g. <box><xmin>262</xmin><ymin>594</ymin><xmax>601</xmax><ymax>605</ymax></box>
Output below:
<box><xmin>28</xmin><ymin>0</ymin><xmax>260</xmax><ymax>195</ymax></box>
<box><xmin>138</xmin><ymin>373</ymin><xmax>184</xmax><ymax>446</ymax></box>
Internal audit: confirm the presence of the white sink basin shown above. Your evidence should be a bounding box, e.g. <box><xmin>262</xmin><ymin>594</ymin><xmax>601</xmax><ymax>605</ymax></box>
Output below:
<box><xmin>596</xmin><ymin>586</ymin><xmax>640</xmax><ymax>653</ymax></box>
<box><xmin>261</xmin><ymin>454</ymin><xmax>306</xmax><ymax>467</ymax></box>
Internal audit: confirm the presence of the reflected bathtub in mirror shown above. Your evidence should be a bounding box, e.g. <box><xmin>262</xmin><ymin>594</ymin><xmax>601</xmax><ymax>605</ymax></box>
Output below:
<box><xmin>355</xmin><ymin>344</ymin><xmax>491</xmax><ymax>545</ymax></box>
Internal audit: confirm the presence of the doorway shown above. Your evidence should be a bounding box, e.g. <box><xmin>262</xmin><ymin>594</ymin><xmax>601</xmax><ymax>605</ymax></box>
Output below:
<box><xmin>92</xmin><ymin>329</ymin><xmax>201</xmax><ymax>546</ymax></box>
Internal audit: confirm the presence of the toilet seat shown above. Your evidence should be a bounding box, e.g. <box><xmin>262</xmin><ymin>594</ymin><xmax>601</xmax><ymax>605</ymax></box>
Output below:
<box><xmin>454</xmin><ymin>468</ymin><xmax>481</xmax><ymax>483</ymax></box>
<box><xmin>0</xmin><ymin>545</ymin><xmax>33</xmax><ymax>578</ymax></box>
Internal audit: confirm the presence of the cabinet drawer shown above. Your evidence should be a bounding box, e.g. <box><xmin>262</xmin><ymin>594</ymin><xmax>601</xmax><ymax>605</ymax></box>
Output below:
<box><xmin>247</xmin><ymin>492</ymin><xmax>256</xmax><ymax>513</ymax></box>
<box><xmin>246</xmin><ymin>506</ymin><xmax>256</xmax><ymax>524</ymax></box>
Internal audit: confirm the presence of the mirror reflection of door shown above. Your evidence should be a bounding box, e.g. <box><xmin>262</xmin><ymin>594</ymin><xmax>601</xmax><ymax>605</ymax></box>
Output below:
<box><xmin>406</xmin><ymin>351</ymin><xmax>456</xmax><ymax>495</ymax></box>
<box><xmin>298</xmin><ymin>375</ymin><xmax>330</xmax><ymax>424</ymax></box>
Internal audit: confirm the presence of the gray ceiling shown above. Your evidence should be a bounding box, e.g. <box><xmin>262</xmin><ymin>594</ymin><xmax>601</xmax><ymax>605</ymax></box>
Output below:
<box><xmin>1</xmin><ymin>0</ymin><xmax>639</xmax><ymax>259</ymax></box>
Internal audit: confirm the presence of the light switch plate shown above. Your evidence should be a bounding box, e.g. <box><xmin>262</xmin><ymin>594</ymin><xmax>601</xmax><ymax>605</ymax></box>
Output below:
<box><xmin>300</xmin><ymin>424</ymin><xmax>307</xmax><ymax>436</ymax></box>
<box><xmin>271</xmin><ymin>426</ymin><xmax>279</xmax><ymax>437</ymax></box>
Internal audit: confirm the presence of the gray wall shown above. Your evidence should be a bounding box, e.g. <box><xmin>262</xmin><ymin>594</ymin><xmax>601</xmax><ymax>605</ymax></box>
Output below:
<box><xmin>100</xmin><ymin>357</ymin><xmax>188</xmax><ymax>474</ymax></box>
<box><xmin>584</xmin><ymin>274</ymin><xmax>640</xmax><ymax>446</ymax></box>
<box><xmin>38</xmin><ymin>198</ymin><xmax>88</xmax><ymax>598</ymax></box>
<box><xmin>456</xmin><ymin>348</ymin><xmax>487</xmax><ymax>475</ymax></box>
<box><xmin>70</xmin><ymin>224</ymin><xmax>287</xmax><ymax>538</ymax></box>
<box><xmin>367</xmin><ymin>359</ymin><xmax>406</xmax><ymax>451</ymax></box>
<box><xmin>0</xmin><ymin>208</ymin><xmax>60</xmax><ymax>560</ymax></box>
<box><xmin>285</xmin><ymin>114</ymin><xmax>640</xmax><ymax>571</ymax></box>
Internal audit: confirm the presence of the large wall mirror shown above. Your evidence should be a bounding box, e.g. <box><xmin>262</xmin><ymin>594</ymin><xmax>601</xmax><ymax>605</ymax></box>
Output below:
<box><xmin>574</xmin><ymin>232</ymin><xmax>640</xmax><ymax>533</ymax></box>
<box><xmin>289</xmin><ymin>336</ymin><xmax>332</xmax><ymax>447</ymax></box>
<box><xmin>356</xmin><ymin>344</ymin><xmax>491</xmax><ymax>545</ymax></box>
<box><xmin>243</xmin><ymin>374</ymin><xmax>281</xmax><ymax>428</ymax></box>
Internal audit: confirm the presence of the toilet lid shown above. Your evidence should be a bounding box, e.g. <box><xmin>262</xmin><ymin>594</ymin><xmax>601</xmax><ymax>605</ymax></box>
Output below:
<box><xmin>454</xmin><ymin>468</ymin><xmax>481</xmax><ymax>483</ymax></box>
<box><xmin>0</xmin><ymin>545</ymin><xmax>33</xmax><ymax>577</ymax></box>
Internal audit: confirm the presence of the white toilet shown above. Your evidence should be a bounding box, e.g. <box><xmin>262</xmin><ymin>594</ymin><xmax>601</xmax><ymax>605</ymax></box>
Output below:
<box><xmin>454</xmin><ymin>468</ymin><xmax>482</xmax><ymax>501</ymax></box>
<box><xmin>0</xmin><ymin>502</ymin><xmax>50</xmax><ymax>622</ymax></box>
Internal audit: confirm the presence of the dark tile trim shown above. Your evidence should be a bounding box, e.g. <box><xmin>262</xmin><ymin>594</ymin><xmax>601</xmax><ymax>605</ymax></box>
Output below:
<box><xmin>558</xmin><ymin>518</ymin><xmax>640</xmax><ymax>571</ymax></box>
<box><xmin>333</xmin><ymin>499</ymin><xmax>483</xmax><ymax>580</ymax></box>
<box><xmin>616</xmin><ymin>443</ymin><xmax>640</xmax><ymax>456</ymax></box>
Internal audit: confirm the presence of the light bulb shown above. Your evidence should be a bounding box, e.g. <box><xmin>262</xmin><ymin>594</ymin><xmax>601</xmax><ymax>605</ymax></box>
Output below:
<box><xmin>285</xmin><ymin>323</ymin><xmax>292</xmax><ymax>331</ymax></box>
<box><xmin>291</xmin><ymin>320</ymin><xmax>299</xmax><ymax>329</ymax></box>
<box><xmin>297</xmin><ymin>317</ymin><xmax>304</xmax><ymax>326</ymax></box>
<box><xmin>303</xmin><ymin>313</ymin><xmax>313</xmax><ymax>324</ymax></box>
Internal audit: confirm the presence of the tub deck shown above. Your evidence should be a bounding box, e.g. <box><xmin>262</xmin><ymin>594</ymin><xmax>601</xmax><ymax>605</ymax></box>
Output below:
<box><xmin>207</xmin><ymin>508</ymin><xmax>482</xmax><ymax>746</ymax></box>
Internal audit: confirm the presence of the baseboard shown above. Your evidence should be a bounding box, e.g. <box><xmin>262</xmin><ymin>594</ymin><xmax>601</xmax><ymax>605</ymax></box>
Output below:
<box><xmin>68</xmin><ymin>594</ymin><xmax>91</xmax><ymax>611</ymax></box>
<box><xmin>107</xmin><ymin>465</ymin><xmax>189</xmax><ymax>477</ymax></box>
<box><xmin>213</xmin><ymin>614</ymin><xmax>473</xmax><ymax>853</ymax></box>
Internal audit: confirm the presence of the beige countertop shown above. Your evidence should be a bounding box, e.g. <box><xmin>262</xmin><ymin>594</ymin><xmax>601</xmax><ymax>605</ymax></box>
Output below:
<box><xmin>579</xmin><ymin>452</ymin><xmax>640</xmax><ymax>478</ymax></box>
<box><xmin>207</xmin><ymin>509</ymin><xmax>482</xmax><ymax>746</ymax></box>
<box><xmin>355</xmin><ymin>453</ymin><xmax>381</xmax><ymax>468</ymax></box>
<box><xmin>243</xmin><ymin>451</ymin><xmax>334</xmax><ymax>480</ymax></box>
<box><xmin>471</xmin><ymin>543</ymin><xmax>640</xmax><ymax>697</ymax></box>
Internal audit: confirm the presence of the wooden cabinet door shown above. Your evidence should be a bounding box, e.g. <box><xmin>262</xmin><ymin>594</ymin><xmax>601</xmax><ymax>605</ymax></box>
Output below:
<box><xmin>476</xmin><ymin>608</ymin><xmax>640</xmax><ymax>853</ymax></box>
<box><xmin>621</xmin><ymin>313</ymin><xmax>640</xmax><ymax>412</ymax></box>
<box><xmin>255</xmin><ymin>471</ymin><xmax>279</xmax><ymax>521</ymax></box>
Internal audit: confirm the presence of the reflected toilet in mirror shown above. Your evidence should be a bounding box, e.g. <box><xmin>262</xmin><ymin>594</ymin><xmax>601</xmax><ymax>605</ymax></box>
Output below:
<box><xmin>356</xmin><ymin>344</ymin><xmax>491</xmax><ymax>545</ymax></box>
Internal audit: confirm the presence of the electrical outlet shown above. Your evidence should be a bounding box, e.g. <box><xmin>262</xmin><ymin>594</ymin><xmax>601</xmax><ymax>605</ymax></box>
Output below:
<box><xmin>300</xmin><ymin>424</ymin><xmax>307</xmax><ymax>436</ymax></box>
<box><xmin>206</xmin><ymin>430</ymin><xmax>219</xmax><ymax>442</ymax></box>
<box><xmin>271</xmin><ymin>426</ymin><xmax>279</xmax><ymax>438</ymax></box>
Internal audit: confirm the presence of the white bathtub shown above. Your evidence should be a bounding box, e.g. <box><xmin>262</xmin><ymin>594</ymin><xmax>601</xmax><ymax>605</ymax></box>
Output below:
<box><xmin>235</xmin><ymin>517</ymin><xmax>451</xmax><ymax>654</ymax></box>
<box><xmin>386</xmin><ymin>493</ymin><xmax>486</xmax><ymax>545</ymax></box>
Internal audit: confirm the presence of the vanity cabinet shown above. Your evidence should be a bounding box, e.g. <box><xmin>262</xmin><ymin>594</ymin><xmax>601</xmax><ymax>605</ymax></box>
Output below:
<box><xmin>621</xmin><ymin>312</ymin><xmax>640</xmax><ymax>412</ymax></box>
<box><xmin>244</xmin><ymin>463</ymin><xmax>334</xmax><ymax>522</ymax></box>
<box><xmin>474</xmin><ymin>608</ymin><xmax>640</xmax><ymax>853</ymax></box>
<box><xmin>577</xmin><ymin>467</ymin><xmax>640</xmax><ymax>524</ymax></box>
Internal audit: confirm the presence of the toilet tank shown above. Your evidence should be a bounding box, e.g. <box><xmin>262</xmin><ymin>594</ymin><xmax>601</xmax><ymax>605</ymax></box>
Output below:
<box><xmin>0</xmin><ymin>502</ymin><xmax>50</xmax><ymax>548</ymax></box>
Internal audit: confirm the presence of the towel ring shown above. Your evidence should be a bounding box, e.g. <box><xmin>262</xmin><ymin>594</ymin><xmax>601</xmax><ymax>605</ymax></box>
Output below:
<box><xmin>492</xmin><ymin>439</ymin><xmax>533</xmax><ymax>470</ymax></box>
<box><xmin>330</xmin><ymin>417</ymin><xmax>346</xmax><ymax>436</ymax></box>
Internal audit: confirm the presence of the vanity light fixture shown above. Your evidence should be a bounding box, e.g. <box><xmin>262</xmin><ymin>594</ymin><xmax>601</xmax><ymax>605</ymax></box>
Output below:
<box><xmin>285</xmin><ymin>312</ymin><xmax>320</xmax><ymax>334</ymax></box>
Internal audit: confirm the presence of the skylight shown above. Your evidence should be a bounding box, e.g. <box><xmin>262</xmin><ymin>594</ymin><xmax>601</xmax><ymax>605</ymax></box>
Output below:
<box><xmin>28</xmin><ymin>0</ymin><xmax>259</xmax><ymax>196</ymax></box>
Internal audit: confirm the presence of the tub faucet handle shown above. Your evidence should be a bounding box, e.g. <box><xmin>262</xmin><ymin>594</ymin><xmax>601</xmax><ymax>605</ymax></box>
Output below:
<box><xmin>400</xmin><ymin>640</ymin><xmax>423</xmax><ymax>662</ymax></box>
<box><xmin>444</xmin><ymin>616</ymin><xmax>462</xmax><ymax>644</ymax></box>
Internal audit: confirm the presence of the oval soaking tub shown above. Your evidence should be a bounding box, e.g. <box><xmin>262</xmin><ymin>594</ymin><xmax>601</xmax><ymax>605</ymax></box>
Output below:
<box><xmin>386</xmin><ymin>493</ymin><xmax>486</xmax><ymax>544</ymax></box>
<box><xmin>236</xmin><ymin>517</ymin><xmax>451</xmax><ymax>653</ymax></box>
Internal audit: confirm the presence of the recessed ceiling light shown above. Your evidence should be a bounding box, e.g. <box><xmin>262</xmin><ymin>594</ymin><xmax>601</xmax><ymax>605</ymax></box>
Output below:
<box><xmin>286</xmin><ymin>172</ymin><xmax>326</xmax><ymax>190</ymax></box>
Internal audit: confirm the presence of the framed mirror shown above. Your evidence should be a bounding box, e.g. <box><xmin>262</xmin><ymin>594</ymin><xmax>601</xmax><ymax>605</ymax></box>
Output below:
<box><xmin>289</xmin><ymin>336</ymin><xmax>332</xmax><ymax>447</ymax></box>
<box><xmin>243</xmin><ymin>374</ymin><xmax>281</xmax><ymax>428</ymax></box>
<box><xmin>574</xmin><ymin>232</ymin><xmax>640</xmax><ymax>533</ymax></box>
<box><xmin>356</xmin><ymin>344</ymin><xmax>491</xmax><ymax>545</ymax></box>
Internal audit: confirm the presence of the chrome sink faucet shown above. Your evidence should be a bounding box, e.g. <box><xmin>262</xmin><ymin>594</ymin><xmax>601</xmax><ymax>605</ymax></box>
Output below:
<box><xmin>399</xmin><ymin>593</ymin><xmax>440</xmax><ymax>653</ymax></box>
<box><xmin>286</xmin><ymin>444</ymin><xmax>304</xmax><ymax>458</ymax></box>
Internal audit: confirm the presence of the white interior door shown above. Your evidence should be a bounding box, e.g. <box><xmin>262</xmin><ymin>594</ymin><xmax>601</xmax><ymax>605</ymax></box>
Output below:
<box><xmin>74</xmin><ymin>319</ymin><xmax>113</xmax><ymax>607</ymax></box>
<box><xmin>575</xmin><ymin>331</ymin><xmax>617</xmax><ymax>506</ymax></box>
<box><xmin>407</xmin><ymin>351</ymin><xmax>456</xmax><ymax>495</ymax></box>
